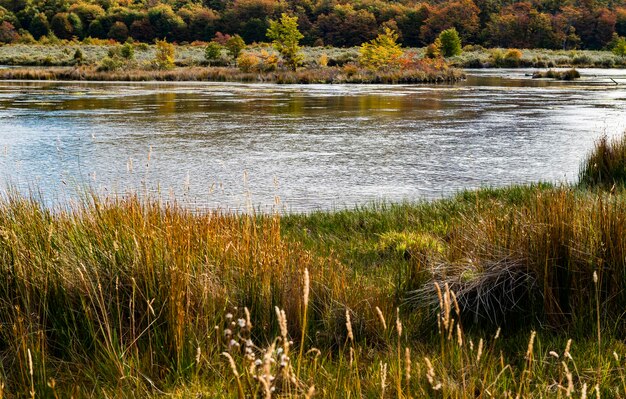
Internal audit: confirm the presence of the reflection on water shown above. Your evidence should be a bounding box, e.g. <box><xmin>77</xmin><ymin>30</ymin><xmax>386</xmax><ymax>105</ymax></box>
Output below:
<box><xmin>0</xmin><ymin>69</ymin><xmax>625</xmax><ymax>212</ymax></box>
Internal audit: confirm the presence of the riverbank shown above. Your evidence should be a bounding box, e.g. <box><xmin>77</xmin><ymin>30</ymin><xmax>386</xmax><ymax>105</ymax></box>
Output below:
<box><xmin>0</xmin><ymin>63</ymin><xmax>463</xmax><ymax>84</ymax></box>
<box><xmin>1</xmin><ymin>134</ymin><xmax>626</xmax><ymax>397</ymax></box>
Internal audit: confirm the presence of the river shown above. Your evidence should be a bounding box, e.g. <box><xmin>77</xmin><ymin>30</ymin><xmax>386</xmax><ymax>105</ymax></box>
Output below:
<box><xmin>1</xmin><ymin>68</ymin><xmax>625</xmax><ymax>212</ymax></box>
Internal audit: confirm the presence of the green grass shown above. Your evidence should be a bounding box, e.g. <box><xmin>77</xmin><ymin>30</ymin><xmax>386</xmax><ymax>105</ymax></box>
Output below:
<box><xmin>1</xmin><ymin>136</ymin><xmax>626</xmax><ymax>396</ymax></box>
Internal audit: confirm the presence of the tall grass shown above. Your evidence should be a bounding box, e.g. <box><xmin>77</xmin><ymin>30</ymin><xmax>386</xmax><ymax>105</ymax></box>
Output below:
<box><xmin>1</xmin><ymin>134</ymin><xmax>626</xmax><ymax>396</ymax></box>
<box><xmin>580</xmin><ymin>134</ymin><xmax>626</xmax><ymax>188</ymax></box>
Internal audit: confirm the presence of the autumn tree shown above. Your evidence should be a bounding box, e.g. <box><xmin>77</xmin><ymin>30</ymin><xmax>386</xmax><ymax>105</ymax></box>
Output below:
<box><xmin>359</xmin><ymin>27</ymin><xmax>403</xmax><ymax>69</ymax></box>
<box><xmin>267</xmin><ymin>13</ymin><xmax>303</xmax><ymax>70</ymax></box>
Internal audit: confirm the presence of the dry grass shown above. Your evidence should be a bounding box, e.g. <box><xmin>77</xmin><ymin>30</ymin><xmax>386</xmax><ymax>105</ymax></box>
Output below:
<box><xmin>0</xmin><ymin>64</ymin><xmax>463</xmax><ymax>83</ymax></box>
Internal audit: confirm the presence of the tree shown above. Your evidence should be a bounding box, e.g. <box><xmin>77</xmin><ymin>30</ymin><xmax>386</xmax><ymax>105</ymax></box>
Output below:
<box><xmin>204</xmin><ymin>41</ymin><xmax>222</xmax><ymax>64</ymax></box>
<box><xmin>0</xmin><ymin>20</ymin><xmax>18</xmax><ymax>43</ymax></box>
<box><xmin>154</xmin><ymin>39</ymin><xmax>175</xmax><ymax>69</ymax></box>
<box><xmin>266</xmin><ymin>13</ymin><xmax>303</xmax><ymax>70</ymax></box>
<box><xmin>225</xmin><ymin>34</ymin><xmax>245</xmax><ymax>60</ymax></box>
<box><xmin>107</xmin><ymin>20</ymin><xmax>128</xmax><ymax>42</ymax></box>
<box><xmin>613</xmin><ymin>36</ymin><xmax>626</xmax><ymax>57</ymax></box>
<box><xmin>359</xmin><ymin>27</ymin><xmax>403</xmax><ymax>69</ymax></box>
<box><xmin>438</xmin><ymin>27</ymin><xmax>462</xmax><ymax>57</ymax></box>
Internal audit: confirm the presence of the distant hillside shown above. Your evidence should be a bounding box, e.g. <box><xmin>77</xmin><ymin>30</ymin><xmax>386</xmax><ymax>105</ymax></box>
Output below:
<box><xmin>1</xmin><ymin>0</ymin><xmax>626</xmax><ymax>49</ymax></box>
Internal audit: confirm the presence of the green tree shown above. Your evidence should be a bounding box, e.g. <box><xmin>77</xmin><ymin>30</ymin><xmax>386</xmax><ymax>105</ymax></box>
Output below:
<box><xmin>359</xmin><ymin>27</ymin><xmax>403</xmax><ymax>69</ymax></box>
<box><xmin>613</xmin><ymin>36</ymin><xmax>626</xmax><ymax>57</ymax></box>
<box><xmin>225</xmin><ymin>34</ymin><xmax>245</xmax><ymax>60</ymax></box>
<box><xmin>266</xmin><ymin>13</ymin><xmax>303</xmax><ymax>70</ymax></box>
<box><xmin>438</xmin><ymin>27</ymin><xmax>462</xmax><ymax>57</ymax></box>
<box><xmin>204</xmin><ymin>41</ymin><xmax>222</xmax><ymax>65</ymax></box>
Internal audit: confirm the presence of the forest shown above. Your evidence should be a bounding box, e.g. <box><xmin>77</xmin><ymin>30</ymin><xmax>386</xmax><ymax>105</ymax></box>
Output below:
<box><xmin>0</xmin><ymin>0</ymin><xmax>626</xmax><ymax>50</ymax></box>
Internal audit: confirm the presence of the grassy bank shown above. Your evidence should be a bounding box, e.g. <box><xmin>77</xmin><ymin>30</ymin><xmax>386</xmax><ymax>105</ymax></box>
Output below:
<box><xmin>1</xmin><ymin>43</ymin><xmax>626</xmax><ymax>70</ymax></box>
<box><xmin>451</xmin><ymin>47</ymin><xmax>626</xmax><ymax>69</ymax></box>
<box><xmin>0</xmin><ymin>63</ymin><xmax>463</xmax><ymax>84</ymax></box>
<box><xmin>1</xmin><ymin>135</ymin><xmax>626</xmax><ymax>397</ymax></box>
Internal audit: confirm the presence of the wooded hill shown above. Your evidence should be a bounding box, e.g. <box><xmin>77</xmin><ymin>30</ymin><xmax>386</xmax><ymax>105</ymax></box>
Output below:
<box><xmin>1</xmin><ymin>0</ymin><xmax>626</xmax><ymax>50</ymax></box>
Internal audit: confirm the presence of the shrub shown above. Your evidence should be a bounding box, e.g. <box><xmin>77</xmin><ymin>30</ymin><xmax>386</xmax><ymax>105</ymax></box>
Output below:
<box><xmin>204</xmin><ymin>41</ymin><xmax>222</xmax><ymax>64</ymax></box>
<box><xmin>504</xmin><ymin>49</ymin><xmax>523</xmax><ymax>66</ymax></box>
<box><xmin>489</xmin><ymin>49</ymin><xmax>505</xmax><ymax>66</ymax></box>
<box><xmin>225</xmin><ymin>34</ymin><xmax>245</xmax><ymax>60</ymax></box>
<box><xmin>613</xmin><ymin>36</ymin><xmax>626</xmax><ymax>57</ymax></box>
<box><xmin>97</xmin><ymin>55</ymin><xmax>124</xmax><ymax>71</ymax></box>
<box><xmin>318</xmin><ymin>53</ymin><xmax>328</xmax><ymax>67</ymax></box>
<box><xmin>120</xmin><ymin>42</ymin><xmax>134</xmax><ymax>59</ymax></box>
<box><xmin>154</xmin><ymin>39</ymin><xmax>175</xmax><ymax>69</ymax></box>
<box><xmin>73</xmin><ymin>48</ymin><xmax>84</xmax><ymax>64</ymax></box>
<box><xmin>424</xmin><ymin>39</ymin><xmax>442</xmax><ymax>59</ymax></box>
<box><xmin>438</xmin><ymin>27</ymin><xmax>462</xmax><ymax>57</ymax></box>
<box><xmin>359</xmin><ymin>27</ymin><xmax>403</xmax><ymax>70</ymax></box>
<box><xmin>236</xmin><ymin>51</ymin><xmax>259</xmax><ymax>72</ymax></box>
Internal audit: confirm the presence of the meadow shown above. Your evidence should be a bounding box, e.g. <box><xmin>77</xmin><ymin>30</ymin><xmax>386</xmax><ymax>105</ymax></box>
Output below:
<box><xmin>0</xmin><ymin>133</ymin><xmax>626</xmax><ymax>397</ymax></box>
<box><xmin>0</xmin><ymin>43</ymin><xmax>624</xmax><ymax>83</ymax></box>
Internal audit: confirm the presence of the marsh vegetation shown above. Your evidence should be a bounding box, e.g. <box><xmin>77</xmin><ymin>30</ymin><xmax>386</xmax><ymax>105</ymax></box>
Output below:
<box><xmin>0</xmin><ymin>134</ymin><xmax>626</xmax><ymax>397</ymax></box>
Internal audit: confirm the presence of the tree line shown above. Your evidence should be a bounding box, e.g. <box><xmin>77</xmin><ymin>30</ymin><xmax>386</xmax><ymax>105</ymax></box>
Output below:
<box><xmin>1</xmin><ymin>0</ymin><xmax>626</xmax><ymax>50</ymax></box>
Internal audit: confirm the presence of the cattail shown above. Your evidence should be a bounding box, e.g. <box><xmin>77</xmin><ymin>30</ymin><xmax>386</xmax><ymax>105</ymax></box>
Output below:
<box><xmin>526</xmin><ymin>331</ymin><xmax>536</xmax><ymax>360</ymax></box>
<box><xmin>405</xmin><ymin>347</ymin><xmax>412</xmax><ymax>382</ymax></box>
<box><xmin>434</xmin><ymin>282</ymin><xmax>443</xmax><ymax>310</ymax></box>
<box><xmin>375</xmin><ymin>306</ymin><xmax>387</xmax><ymax>330</ymax></box>
<box><xmin>222</xmin><ymin>352</ymin><xmax>239</xmax><ymax>378</ymax></box>
<box><xmin>595</xmin><ymin>384</ymin><xmax>600</xmax><ymax>399</ymax></box>
<box><xmin>451</xmin><ymin>290</ymin><xmax>461</xmax><ymax>316</ymax></box>
<box><xmin>581</xmin><ymin>383</ymin><xmax>588</xmax><ymax>399</ymax></box>
<box><xmin>425</xmin><ymin>357</ymin><xmax>436</xmax><ymax>385</ymax></box>
<box><xmin>564</xmin><ymin>339</ymin><xmax>572</xmax><ymax>360</ymax></box>
<box><xmin>613</xmin><ymin>351</ymin><xmax>619</xmax><ymax>362</ymax></box>
<box><xmin>476</xmin><ymin>339</ymin><xmax>484</xmax><ymax>363</ymax></box>
<box><xmin>380</xmin><ymin>362</ymin><xmax>388</xmax><ymax>397</ymax></box>
<box><xmin>593</xmin><ymin>271</ymin><xmax>598</xmax><ymax>283</ymax></box>
<box><xmin>456</xmin><ymin>324</ymin><xmax>463</xmax><ymax>347</ymax></box>
<box><xmin>244</xmin><ymin>307</ymin><xmax>252</xmax><ymax>330</ymax></box>
<box><xmin>275</xmin><ymin>306</ymin><xmax>288</xmax><ymax>340</ymax></box>
<box><xmin>562</xmin><ymin>361</ymin><xmax>573</xmax><ymax>397</ymax></box>
<box><xmin>549</xmin><ymin>351</ymin><xmax>559</xmax><ymax>359</ymax></box>
<box><xmin>196</xmin><ymin>346</ymin><xmax>202</xmax><ymax>364</ymax></box>
<box><xmin>346</xmin><ymin>309</ymin><xmax>354</xmax><ymax>342</ymax></box>
<box><xmin>303</xmin><ymin>268</ymin><xmax>310</xmax><ymax>307</ymax></box>
<box><xmin>27</xmin><ymin>349</ymin><xmax>33</xmax><ymax>378</ymax></box>
<box><xmin>396</xmin><ymin>308</ymin><xmax>403</xmax><ymax>338</ymax></box>
<box><xmin>494</xmin><ymin>327</ymin><xmax>501</xmax><ymax>340</ymax></box>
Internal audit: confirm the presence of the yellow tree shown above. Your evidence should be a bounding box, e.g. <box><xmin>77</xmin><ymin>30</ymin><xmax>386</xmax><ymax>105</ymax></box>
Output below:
<box><xmin>359</xmin><ymin>27</ymin><xmax>404</xmax><ymax>70</ymax></box>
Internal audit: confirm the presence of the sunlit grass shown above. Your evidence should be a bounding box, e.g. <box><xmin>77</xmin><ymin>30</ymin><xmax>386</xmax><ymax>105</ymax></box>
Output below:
<box><xmin>1</xmin><ymin>135</ymin><xmax>626</xmax><ymax>396</ymax></box>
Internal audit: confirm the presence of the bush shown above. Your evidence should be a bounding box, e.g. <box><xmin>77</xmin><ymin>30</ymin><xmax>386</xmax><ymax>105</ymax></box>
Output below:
<box><xmin>504</xmin><ymin>49</ymin><xmax>523</xmax><ymax>66</ymax></box>
<box><xmin>424</xmin><ymin>39</ymin><xmax>442</xmax><ymax>59</ymax></box>
<box><xmin>236</xmin><ymin>51</ymin><xmax>259</xmax><ymax>72</ymax></box>
<box><xmin>613</xmin><ymin>36</ymin><xmax>626</xmax><ymax>57</ymax></box>
<box><xmin>120</xmin><ymin>42</ymin><xmax>134</xmax><ymax>59</ymax></box>
<box><xmin>225</xmin><ymin>34</ymin><xmax>245</xmax><ymax>60</ymax></box>
<box><xmin>204</xmin><ymin>41</ymin><xmax>222</xmax><ymax>64</ymax></box>
<box><xmin>97</xmin><ymin>55</ymin><xmax>124</xmax><ymax>71</ymax></box>
<box><xmin>73</xmin><ymin>48</ymin><xmax>84</xmax><ymax>64</ymax></box>
<box><xmin>438</xmin><ymin>28</ymin><xmax>462</xmax><ymax>57</ymax></box>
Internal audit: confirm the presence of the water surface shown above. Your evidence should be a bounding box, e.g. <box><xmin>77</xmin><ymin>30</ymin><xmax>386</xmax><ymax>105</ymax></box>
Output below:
<box><xmin>1</xmin><ymin>69</ymin><xmax>625</xmax><ymax>212</ymax></box>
